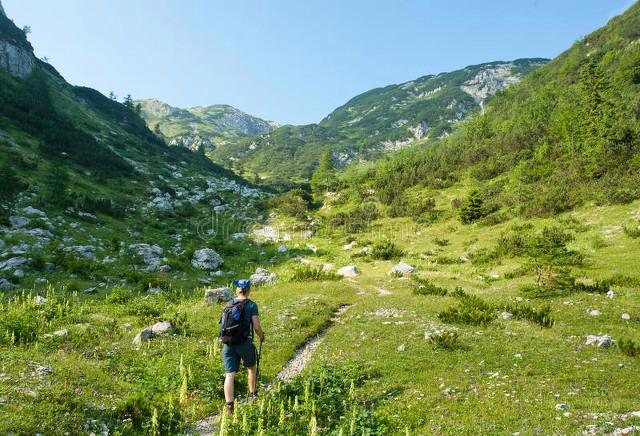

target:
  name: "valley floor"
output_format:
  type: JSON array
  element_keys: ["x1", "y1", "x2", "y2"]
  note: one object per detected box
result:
[{"x1": 1, "y1": 199, "x2": 639, "y2": 434}]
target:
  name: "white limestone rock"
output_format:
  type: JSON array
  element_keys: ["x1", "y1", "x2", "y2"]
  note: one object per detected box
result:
[{"x1": 191, "y1": 248, "x2": 224, "y2": 270}]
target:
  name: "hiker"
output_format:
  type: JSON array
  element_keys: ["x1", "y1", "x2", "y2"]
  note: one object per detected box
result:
[{"x1": 220, "y1": 279, "x2": 265, "y2": 414}]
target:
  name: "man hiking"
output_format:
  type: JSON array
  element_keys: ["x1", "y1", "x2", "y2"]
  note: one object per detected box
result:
[{"x1": 220, "y1": 279, "x2": 265, "y2": 414}]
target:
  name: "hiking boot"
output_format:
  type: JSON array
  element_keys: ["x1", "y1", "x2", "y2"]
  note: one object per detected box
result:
[
  {"x1": 249, "y1": 392, "x2": 258, "y2": 403},
  {"x1": 225, "y1": 401, "x2": 234, "y2": 414}
]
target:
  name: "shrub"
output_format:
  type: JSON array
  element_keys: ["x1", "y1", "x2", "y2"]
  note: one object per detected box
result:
[
  {"x1": 428, "y1": 330, "x2": 460, "y2": 350},
  {"x1": 433, "y1": 237, "x2": 450, "y2": 247},
  {"x1": 623, "y1": 224, "x2": 640, "y2": 238},
  {"x1": 457, "y1": 190, "x2": 487, "y2": 224},
  {"x1": 370, "y1": 239, "x2": 404, "y2": 260},
  {"x1": 106, "y1": 287, "x2": 133, "y2": 304},
  {"x1": 503, "y1": 303, "x2": 554, "y2": 328},
  {"x1": 618, "y1": 338, "x2": 640, "y2": 357},
  {"x1": 290, "y1": 265, "x2": 340, "y2": 282},
  {"x1": 438, "y1": 288, "x2": 495, "y2": 325},
  {"x1": 412, "y1": 277, "x2": 448, "y2": 296}
]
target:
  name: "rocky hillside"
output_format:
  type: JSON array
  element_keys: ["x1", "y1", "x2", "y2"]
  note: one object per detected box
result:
[
  {"x1": 0, "y1": 5, "x2": 270, "y2": 294},
  {"x1": 136, "y1": 98, "x2": 279, "y2": 151},
  {"x1": 208, "y1": 58, "x2": 546, "y2": 186}
]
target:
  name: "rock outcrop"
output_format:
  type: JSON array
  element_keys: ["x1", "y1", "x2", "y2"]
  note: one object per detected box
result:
[
  {"x1": 133, "y1": 321, "x2": 175, "y2": 345},
  {"x1": 337, "y1": 265, "x2": 359, "y2": 277},
  {"x1": 204, "y1": 287, "x2": 233, "y2": 304},
  {"x1": 191, "y1": 248, "x2": 224, "y2": 270},
  {"x1": 250, "y1": 267, "x2": 277, "y2": 286}
]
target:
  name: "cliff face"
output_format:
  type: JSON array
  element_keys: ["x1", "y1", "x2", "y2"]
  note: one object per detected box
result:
[{"x1": 0, "y1": 2, "x2": 35, "y2": 78}]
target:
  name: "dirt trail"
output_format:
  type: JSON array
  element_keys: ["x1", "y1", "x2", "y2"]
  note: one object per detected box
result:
[
  {"x1": 275, "y1": 304, "x2": 350, "y2": 381},
  {"x1": 191, "y1": 304, "x2": 352, "y2": 434}
]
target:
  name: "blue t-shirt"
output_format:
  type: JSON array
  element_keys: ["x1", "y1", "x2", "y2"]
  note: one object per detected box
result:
[{"x1": 233, "y1": 298, "x2": 259, "y2": 340}]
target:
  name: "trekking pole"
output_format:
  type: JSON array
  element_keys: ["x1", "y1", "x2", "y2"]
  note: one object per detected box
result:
[{"x1": 255, "y1": 340, "x2": 263, "y2": 395}]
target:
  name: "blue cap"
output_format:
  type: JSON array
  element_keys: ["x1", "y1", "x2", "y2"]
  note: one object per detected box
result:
[{"x1": 232, "y1": 279, "x2": 251, "y2": 290}]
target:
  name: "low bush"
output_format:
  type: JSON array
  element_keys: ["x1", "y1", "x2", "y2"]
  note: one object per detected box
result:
[
  {"x1": 106, "y1": 287, "x2": 133, "y2": 304},
  {"x1": 438, "y1": 288, "x2": 496, "y2": 326},
  {"x1": 370, "y1": 240, "x2": 405, "y2": 260},
  {"x1": 427, "y1": 330, "x2": 460, "y2": 350},
  {"x1": 503, "y1": 303, "x2": 554, "y2": 328},
  {"x1": 433, "y1": 237, "x2": 450, "y2": 247},
  {"x1": 290, "y1": 265, "x2": 340, "y2": 282},
  {"x1": 412, "y1": 277, "x2": 448, "y2": 296},
  {"x1": 618, "y1": 338, "x2": 640, "y2": 357},
  {"x1": 623, "y1": 224, "x2": 640, "y2": 238}
]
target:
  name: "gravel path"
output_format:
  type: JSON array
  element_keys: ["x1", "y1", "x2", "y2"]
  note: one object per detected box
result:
[{"x1": 275, "y1": 304, "x2": 350, "y2": 381}]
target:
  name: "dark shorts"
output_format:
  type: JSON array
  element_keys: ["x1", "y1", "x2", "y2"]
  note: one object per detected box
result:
[{"x1": 222, "y1": 340, "x2": 257, "y2": 373}]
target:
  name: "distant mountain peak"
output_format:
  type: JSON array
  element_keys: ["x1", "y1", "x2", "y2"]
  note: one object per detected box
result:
[{"x1": 136, "y1": 98, "x2": 280, "y2": 151}]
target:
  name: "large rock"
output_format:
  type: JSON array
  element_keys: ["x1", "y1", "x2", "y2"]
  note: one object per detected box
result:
[
  {"x1": 63, "y1": 245, "x2": 97, "y2": 261},
  {"x1": 133, "y1": 320, "x2": 175, "y2": 345},
  {"x1": 389, "y1": 262, "x2": 416, "y2": 275},
  {"x1": 192, "y1": 248, "x2": 224, "y2": 270},
  {"x1": 204, "y1": 287, "x2": 233, "y2": 304},
  {"x1": 129, "y1": 244, "x2": 163, "y2": 271},
  {"x1": 0, "y1": 256, "x2": 29, "y2": 271},
  {"x1": 0, "y1": 278, "x2": 15, "y2": 290},
  {"x1": 585, "y1": 335, "x2": 614, "y2": 348},
  {"x1": 9, "y1": 216, "x2": 30, "y2": 228},
  {"x1": 337, "y1": 265, "x2": 359, "y2": 277},
  {"x1": 250, "y1": 267, "x2": 277, "y2": 286}
]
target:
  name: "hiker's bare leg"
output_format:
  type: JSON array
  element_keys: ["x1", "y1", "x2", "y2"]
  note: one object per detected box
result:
[
  {"x1": 247, "y1": 365, "x2": 257, "y2": 395},
  {"x1": 224, "y1": 372, "x2": 236, "y2": 403}
]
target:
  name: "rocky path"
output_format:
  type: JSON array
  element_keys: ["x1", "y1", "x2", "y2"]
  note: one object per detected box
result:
[
  {"x1": 274, "y1": 304, "x2": 350, "y2": 381},
  {"x1": 191, "y1": 303, "x2": 352, "y2": 435}
]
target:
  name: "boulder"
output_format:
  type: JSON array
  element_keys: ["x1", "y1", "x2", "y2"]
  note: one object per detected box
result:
[
  {"x1": 389, "y1": 262, "x2": 416, "y2": 276},
  {"x1": 343, "y1": 241, "x2": 357, "y2": 250},
  {"x1": 337, "y1": 265, "x2": 359, "y2": 277},
  {"x1": 34, "y1": 295, "x2": 47, "y2": 305},
  {"x1": 158, "y1": 264, "x2": 172, "y2": 272},
  {"x1": 322, "y1": 263, "x2": 333, "y2": 271},
  {"x1": 133, "y1": 320, "x2": 175, "y2": 345},
  {"x1": 622, "y1": 313, "x2": 631, "y2": 320},
  {"x1": 278, "y1": 245, "x2": 288, "y2": 253},
  {"x1": 9, "y1": 216, "x2": 30, "y2": 228},
  {"x1": 13, "y1": 269, "x2": 24, "y2": 278},
  {"x1": 606, "y1": 290, "x2": 615, "y2": 298},
  {"x1": 63, "y1": 245, "x2": 97, "y2": 261},
  {"x1": 585, "y1": 335, "x2": 614, "y2": 348},
  {"x1": 501, "y1": 311, "x2": 513, "y2": 320},
  {"x1": 250, "y1": 267, "x2": 277, "y2": 286},
  {"x1": 588, "y1": 309, "x2": 602, "y2": 317},
  {"x1": 129, "y1": 244, "x2": 163, "y2": 272},
  {"x1": 0, "y1": 278, "x2": 15, "y2": 290},
  {"x1": 204, "y1": 287, "x2": 233, "y2": 304},
  {"x1": 191, "y1": 248, "x2": 224, "y2": 270},
  {"x1": 0, "y1": 256, "x2": 29, "y2": 271},
  {"x1": 22, "y1": 206, "x2": 47, "y2": 218},
  {"x1": 44, "y1": 329, "x2": 68, "y2": 338}
]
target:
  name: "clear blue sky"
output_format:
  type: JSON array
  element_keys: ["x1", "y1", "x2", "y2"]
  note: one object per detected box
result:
[{"x1": 3, "y1": 0, "x2": 635, "y2": 125}]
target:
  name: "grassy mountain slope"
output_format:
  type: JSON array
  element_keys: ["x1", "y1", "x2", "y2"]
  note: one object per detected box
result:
[
  {"x1": 207, "y1": 59, "x2": 546, "y2": 186},
  {"x1": 355, "y1": 3, "x2": 640, "y2": 217},
  {"x1": 136, "y1": 98, "x2": 279, "y2": 151}
]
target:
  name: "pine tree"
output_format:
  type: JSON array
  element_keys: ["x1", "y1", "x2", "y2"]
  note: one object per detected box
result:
[
  {"x1": 43, "y1": 166, "x2": 69, "y2": 206},
  {"x1": 310, "y1": 148, "x2": 337, "y2": 195},
  {"x1": 457, "y1": 190, "x2": 485, "y2": 224},
  {"x1": 0, "y1": 165, "x2": 22, "y2": 201}
]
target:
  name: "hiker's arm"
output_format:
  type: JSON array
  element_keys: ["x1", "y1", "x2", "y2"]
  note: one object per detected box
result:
[{"x1": 252, "y1": 315, "x2": 265, "y2": 342}]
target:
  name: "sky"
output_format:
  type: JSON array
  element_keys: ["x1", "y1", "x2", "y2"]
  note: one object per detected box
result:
[{"x1": 3, "y1": 0, "x2": 635, "y2": 125}]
